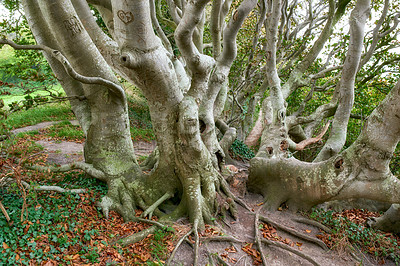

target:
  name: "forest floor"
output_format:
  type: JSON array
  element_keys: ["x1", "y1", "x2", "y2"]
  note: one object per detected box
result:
[{"x1": 2, "y1": 121, "x2": 399, "y2": 265}]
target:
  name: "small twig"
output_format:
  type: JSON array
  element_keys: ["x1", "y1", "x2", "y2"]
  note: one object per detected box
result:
[
  {"x1": 262, "y1": 239, "x2": 321, "y2": 266},
  {"x1": 259, "y1": 215, "x2": 328, "y2": 250},
  {"x1": 0, "y1": 201, "x2": 11, "y2": 224},
  {"x1": 255, "y1": 209, "x2": 268, "y2": 266},
  {"x1": 293, "y1": 217, "x2": 332, "y2": 233}
]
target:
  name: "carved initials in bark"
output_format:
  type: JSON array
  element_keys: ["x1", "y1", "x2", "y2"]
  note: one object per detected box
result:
[
  {"x1": 117, "y1": 10, "x2": 134, "y2": 24},
  {"x1": 63, "y1": 16, "x2": 82, "y2": 37}
]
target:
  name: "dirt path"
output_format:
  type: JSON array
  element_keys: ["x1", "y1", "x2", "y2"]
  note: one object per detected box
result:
[
  {"x1": 11, "y1": 121, "x2": 395, "y2": 265},
  {"x1": 12, "y1": 120, "x2": 156, "y2": 165}
]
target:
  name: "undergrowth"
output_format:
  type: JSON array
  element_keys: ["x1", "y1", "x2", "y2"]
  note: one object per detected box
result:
[
  {"x1": 0, "y1": 171, "x2": 107, "y2": 265},
  {"x1": 310, "y1": 208, "x2": 400, "y2": 264},
  {"x1": 229, "y1": 139, "x2": 255, "y2": 160}
]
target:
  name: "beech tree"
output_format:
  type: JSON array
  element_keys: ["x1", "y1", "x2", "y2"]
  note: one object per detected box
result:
[
  {"x1": 1, "y1": 0, "x2": 256, "y2": 256},
  {"x1": 1, "y1": 0, "x2": 400, "y2": 261},
  {"x1": 235, "y1": 0, "x2": 400, "y2": 233}
]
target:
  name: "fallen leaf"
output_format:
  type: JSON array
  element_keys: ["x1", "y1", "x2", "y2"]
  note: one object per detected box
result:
[{"x1": 2, "y1": 242, "x2": 9, "y2": 249}]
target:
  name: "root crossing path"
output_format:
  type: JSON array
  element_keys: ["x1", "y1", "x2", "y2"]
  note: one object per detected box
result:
[{"x1": 10, "y1": 121, "x2": 395, "y2": 265}]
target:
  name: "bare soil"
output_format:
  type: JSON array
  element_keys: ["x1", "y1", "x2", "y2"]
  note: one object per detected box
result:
[{"x1": 12, "y1": 121, "x2": 396, "y2": 266}]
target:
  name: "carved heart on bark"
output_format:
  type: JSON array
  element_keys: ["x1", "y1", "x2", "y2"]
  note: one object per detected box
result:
[{"x1": 117, "y1": 10, "x2": 134, "y2": 24}]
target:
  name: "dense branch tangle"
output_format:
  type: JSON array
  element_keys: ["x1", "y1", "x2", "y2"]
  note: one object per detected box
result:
[
  {"x1": 7, "y1": 0, "x2": 400, "y2": 264},
  {"x1": 245, "y1": 0, "x2": 400, "y2": 232},
  {"x1": 17, "y1": 0, "x2": 259, "y2": 264}
]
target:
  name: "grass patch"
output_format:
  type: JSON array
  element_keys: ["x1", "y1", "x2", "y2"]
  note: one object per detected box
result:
[
  {"x1": 45, "y1": 120, "x2": 85, "y2": 141},
  {"x1": 5, "y1": 103, "x2": 74, "y2": 129}
]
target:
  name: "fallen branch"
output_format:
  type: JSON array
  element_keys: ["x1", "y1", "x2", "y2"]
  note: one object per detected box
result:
[
  {"x1": 116, "y1": 226, "x2": 157, "y2": 246},
  {"x1": 262, "y1": 239, "x2": 321, "y2": 266},
  {"x1": 23, "y1": 182, "x2": 86, "y2": 194},
  {"x1": 259, "y1": 215, "x2": 328, "y2": 250},
  {"x1": 27, "y1": 162, "x2": 106, "y2": 181},
  {"x1": 293, "y1": 217, "x2": 332, "y2": 234}
]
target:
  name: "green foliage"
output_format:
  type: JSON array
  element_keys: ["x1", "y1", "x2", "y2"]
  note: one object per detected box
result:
[
  {"x1": 230, "y1": 139, "x2": 254, "y2": 160},
  {"x1": 310, "y1": 208, "x2": 400, "y2": 264},
  {"x1": 0, "y1": 171, "x2": 107, "y2": 265},
  {"x1": 390, "y1": 143, "x2": 400, "y2": 177},
  {"x1": 0, "y1": 5, "x2": 55, "y2": 83},
  {"x1": 126, "y1": 85, "x2": 155, "y2": 141},
  {"x1": 147, "y1": 228, "x2": 174, "y2": 264}
]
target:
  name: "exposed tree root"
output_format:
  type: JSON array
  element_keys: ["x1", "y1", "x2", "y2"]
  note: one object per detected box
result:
[
  {"x1": 206, "y1": 248, "x2": 231, "y2": 266},
  {"x1": 3, "y1": 170, "x2": 88, "y2": 195},
  {"x1": 140, "y1": 147, "x2": 159, "y2": 171},
  {"x1": 167, "y1": 227, "x2": 194, "y2": 265},
  {"x1": 367, "y1": 204, "x2": 400, "y2": 233},
  {"x1": 201, "y1": 235, "x2": 243, "y2": 243},
  {"x1": 261, "y1": 239, "x2": 321, "y2": 266},
  {"x1": 259, "y1": 215, "x2": 328, "y2": 250},
  {"x1": 293, "y1": 217, "x2": 332, "y2": 233},
  {"x1": 255, "y1": 210, "x2": 268, "y2": 266},
  {"x1": 217, "y1": 172, "x2": 251, "y2": 211},
  {"x1": 141, "y1": 191, "x2": 173, "y2": 219}
]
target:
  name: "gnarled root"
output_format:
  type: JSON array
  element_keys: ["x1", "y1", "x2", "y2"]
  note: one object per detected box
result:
[
  {"x1": 367, "y1": 204, "x2": 400, "y2": 233},
  {"x1": 167, "y1": 225, "x2": 200, "y2": 266},
  {"x1": 140, "y1": 147, "x2": 159, "y2": 171},
  {"x1": 293, "y1": 217, "x2": 332, "y2": 234}
]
